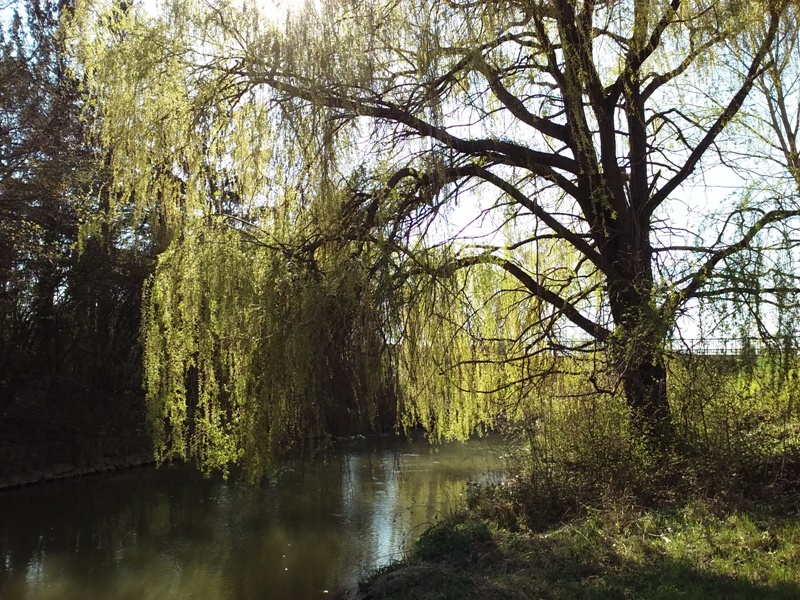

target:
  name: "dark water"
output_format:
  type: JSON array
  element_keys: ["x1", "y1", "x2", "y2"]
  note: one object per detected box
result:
[{"x1": 0, "y1": 436, "x2": 504, "y2": 599}]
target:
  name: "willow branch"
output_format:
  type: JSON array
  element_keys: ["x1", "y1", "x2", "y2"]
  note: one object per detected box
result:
[
  {"x1": 647, "y1": 7, "x2": 781, "y2": 215},
  {"x1": 667, "y1": 208, "x2": 800, "y2": 310},
  {"x1": 431, "y1": 253, "x2": 611, "y2": 342}
]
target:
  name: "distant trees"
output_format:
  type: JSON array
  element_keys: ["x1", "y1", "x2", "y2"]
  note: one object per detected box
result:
[
  {"x1": 0, "y1": 0, "x2": 150, "y2": 434},
  {"x1": 1, "y1": 0, "x2": 80, "y2": 400},
  {"x1": 749, "y1": 7, "x2": 800, "y2": 195},
  {"x1": 67, "y1": 0, "x2": 800, "y2": 472}
]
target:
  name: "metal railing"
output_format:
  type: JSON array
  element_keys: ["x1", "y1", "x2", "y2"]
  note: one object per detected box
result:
[
  {"x1": 549, "y1": 337, "x2": 794, "y2": 357},
  {"x1": 671, "y1": 337, "x2": 775, "y2": 356}
]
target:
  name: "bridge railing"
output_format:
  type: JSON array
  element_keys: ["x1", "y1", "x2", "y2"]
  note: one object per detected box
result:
[
  {"x1": 670, "y1": 338, "x2": 766, "y2": 356},
  {"x1": 552, "y1": 337, "x2": 793, "y2": 357}
]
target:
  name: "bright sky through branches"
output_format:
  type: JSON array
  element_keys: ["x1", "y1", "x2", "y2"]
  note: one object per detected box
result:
[
  {"x1": 141, "y1": 0, "x2": 318, "y2": 19},
  {"x1": 111, "y1": 0, "x2": 797, "y2": 352}
]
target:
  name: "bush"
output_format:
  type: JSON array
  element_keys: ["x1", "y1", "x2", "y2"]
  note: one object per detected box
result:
[{"x1": 494, "y1": 349, "x2": 800, "y2": 529}]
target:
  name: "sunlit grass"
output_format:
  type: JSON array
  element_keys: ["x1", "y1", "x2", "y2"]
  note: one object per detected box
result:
[{"x1": 358, "y1": 503, "x2": 800, "y2": 599}]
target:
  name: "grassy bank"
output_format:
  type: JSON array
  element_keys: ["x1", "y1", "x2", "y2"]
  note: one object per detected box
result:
[
  {"x1": 357, "y1": 500, "x2": 800, "y2": 599},
  {"x1": 351, "y1": 351, "x2": 800, "y2": 599}
]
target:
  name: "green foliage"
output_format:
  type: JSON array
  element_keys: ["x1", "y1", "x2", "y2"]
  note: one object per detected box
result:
[
  {"x1": 0, "y1": 0, "x2": 150, "y2": 438},
  {"x1": 485, "y1": 344, "x2": 800, "y2": 528},
  {"x1": 413, "y1": 518, "x2": 492, "y2": 564},
  {"x1": 64, "y1": 0, "x2": 800, "y2": 475},
  {"x1": 142, "y1": 221, "x2": 397, "y2": 478},
  {"x1": 669, "y1": 348, "x2": 800, "y2": 478}
]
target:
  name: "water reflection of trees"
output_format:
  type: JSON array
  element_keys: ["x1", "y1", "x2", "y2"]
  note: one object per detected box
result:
[{"x1": 0, "y1": 438, "x2": 502, "y2": 599}]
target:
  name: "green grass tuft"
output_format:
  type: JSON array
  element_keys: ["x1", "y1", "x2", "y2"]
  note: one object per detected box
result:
[{"x1": 356, "y1": 503, "x2": 800, "y2": 600}]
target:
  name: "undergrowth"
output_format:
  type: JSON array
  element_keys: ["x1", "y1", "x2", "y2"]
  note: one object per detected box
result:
[
  {"x1": 353, "y1": 351, "x2": 800, "y2": 599},
  {"x1": 357, "y1": 500, "x2": 800, "y2": 600}
]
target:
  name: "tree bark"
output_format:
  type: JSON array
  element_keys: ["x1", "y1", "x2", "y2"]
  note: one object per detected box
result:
[
  {"x1": 621, "y1": 346, "x2": 673, "y2": 446},
  {"x1": 605, "y1": 226, "x2": 674, "y2": 448}
]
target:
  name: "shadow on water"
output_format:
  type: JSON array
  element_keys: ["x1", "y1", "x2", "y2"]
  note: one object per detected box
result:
[{"x1": 0, "y1": 435, "x2": 505, "y2": 600}]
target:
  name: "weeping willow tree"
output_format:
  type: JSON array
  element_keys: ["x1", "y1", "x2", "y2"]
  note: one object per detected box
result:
[
  {"x1": 64, "y1": 0, "x2": 800, "y2": 476},
  {"x1": 141, "y1": 223, "x2": 396, "y2": 475}
]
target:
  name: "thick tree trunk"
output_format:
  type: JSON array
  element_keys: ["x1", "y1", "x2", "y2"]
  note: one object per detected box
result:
[
  {"x1": 621, "y1": 346, "x2": 673, "y2": 446},
  {"x1": 604, "y1": 221, "x2": 675, "y2": 449},
  {"x1": 608, "y1": 298, "x2": 675, "y2": 448}
]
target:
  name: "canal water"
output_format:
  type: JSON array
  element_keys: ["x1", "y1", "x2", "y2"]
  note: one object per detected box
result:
[{"x1": 0, "y1": 435, "x2": 504, "y2": 599}]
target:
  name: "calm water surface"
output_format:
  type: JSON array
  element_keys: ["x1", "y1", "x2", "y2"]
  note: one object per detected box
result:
[{"x1": 0, "y1": 436, "x2": 504, "y2": 599}]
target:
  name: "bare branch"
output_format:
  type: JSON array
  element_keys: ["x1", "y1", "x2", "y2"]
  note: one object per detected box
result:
[
  {"x1": 647, "y1": 8, "x2": 782, "y2": 215},
  {"x1": 431, "y1": 253, "x2": 611, "y2": 342},
  {"x1": 668, "y1": 208, "x2": 800, "y2": 310}
]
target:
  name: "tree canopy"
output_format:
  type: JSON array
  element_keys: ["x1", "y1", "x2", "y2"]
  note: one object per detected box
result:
[
  {"x1": 1, "y1": 0, "x2": 150, "y2": 436},
  {"x1": 65, "y1": 0, "x2": 800, "y2": 476}
]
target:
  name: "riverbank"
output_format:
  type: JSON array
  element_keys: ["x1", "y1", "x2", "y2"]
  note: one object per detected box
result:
[
  {"x1": 354, "y1": 500, "x2": 800, "y2": 599},
  {"x1": 0, "y1": 433, "x2": 154, "y2": 490}
]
